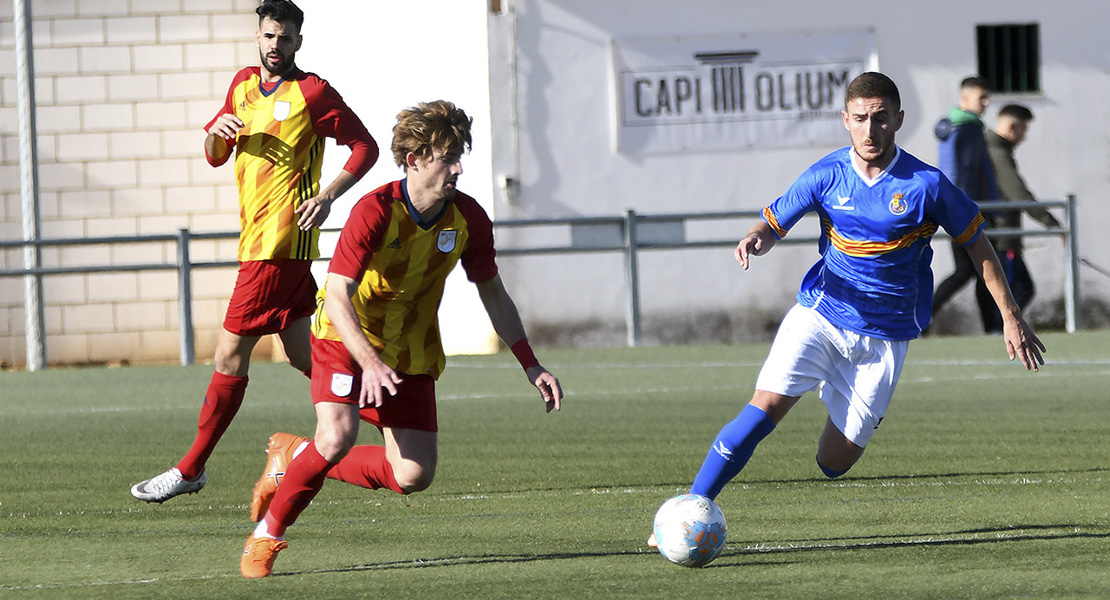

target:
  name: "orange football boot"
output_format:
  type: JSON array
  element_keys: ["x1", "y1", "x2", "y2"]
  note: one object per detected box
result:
[
  {"x1": 249, "y1": 432, "x2": 308, "y2": 522},
  {"x1": 240, "y1": 534, "x2": 288, "y2": 578}
]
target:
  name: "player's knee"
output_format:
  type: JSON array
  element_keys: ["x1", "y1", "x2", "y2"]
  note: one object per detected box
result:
[
  {"x1": 393, "y1": 463, "x2": 435, "y2": 494},
  {"x1": 314, "y1": 430, "x2": 356, "y2": 463},
  {"x1": 213, "y1": 342, "x2": 250, "y2": 376}
]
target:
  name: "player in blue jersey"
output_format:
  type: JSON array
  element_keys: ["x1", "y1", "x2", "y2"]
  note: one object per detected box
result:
[{"x1": 649, "y1": 72, "x2": 1045, "y2": 546}]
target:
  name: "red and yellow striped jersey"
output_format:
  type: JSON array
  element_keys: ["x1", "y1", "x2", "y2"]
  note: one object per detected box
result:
[
  {"x1": 205, "y1": 67, "x2": 377, "y2": 261},
  {"x1": 312, "y1": 181, "x2": 498, "y2": 379}
]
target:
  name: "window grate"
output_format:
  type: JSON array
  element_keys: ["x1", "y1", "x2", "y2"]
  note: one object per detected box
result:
[{"x1": 977, "y1": 23, "x2": 1041, "y2": 93}]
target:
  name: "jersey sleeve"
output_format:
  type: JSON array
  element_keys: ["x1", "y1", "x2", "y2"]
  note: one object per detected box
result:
[
  {"x1": 455, "y1": 196, "x2": 499, "y2": 283},
  {"x1": 329, "y1": 193, "x2": 392, "y2": 280},
  {"x1": 300, "y1": 75, "x2": 379, "y2": 179},
  {"x1": 203, "y1": 68, "x2": 253, "y2": 167},
  {"x1": 763, "y1": 166, "x2": 823, "y2": 239},
  {"x1": 931, "y1": 172, "x2": 986, "y2": 246}
]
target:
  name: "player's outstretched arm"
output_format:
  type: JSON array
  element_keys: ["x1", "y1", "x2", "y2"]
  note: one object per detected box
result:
[
  {"x1": 476, "y1": 275, "x2": 563, "y2": 412},
  {"x1": 965, "y1": 235, "x2": 1046, "y2": 371},
  {"x1": 734, "y1": 221, "x2": 778, "y2": 270}
]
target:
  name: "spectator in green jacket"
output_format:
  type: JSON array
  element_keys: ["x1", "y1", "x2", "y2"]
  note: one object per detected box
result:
[{"x1": 977, "y1": 103, "x2": 1063, "y2": 333}]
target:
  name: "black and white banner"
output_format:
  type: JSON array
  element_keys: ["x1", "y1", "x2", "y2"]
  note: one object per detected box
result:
[{"x1": 612, "y1": 29, "x2": 878, "y2": 154}]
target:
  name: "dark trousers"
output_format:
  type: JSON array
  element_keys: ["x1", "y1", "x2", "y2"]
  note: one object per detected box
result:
[
  {"x1": 932, "y1": 241, "x2": 976, "y2": 316},
  {"x1": 976, "y1": 249, "x2": 1034, "y2": 334}
]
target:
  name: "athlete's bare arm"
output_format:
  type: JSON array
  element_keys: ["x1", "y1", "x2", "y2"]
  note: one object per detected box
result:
[
  {"x1": 296, "y1": 170, "x2": 357, "y2": 230},
  {"x1": 476, "y1": 275, "x2": 563, "y2": 412},
  {"x1": 204, "y1": 113, "x2": 243, "y2": 163},
  {"x1": 965, "y1": 235, "x2": 1046, "y2": 370},
  {"x1": 734, "y1": 220, "x2": 778, "y2": 270}
]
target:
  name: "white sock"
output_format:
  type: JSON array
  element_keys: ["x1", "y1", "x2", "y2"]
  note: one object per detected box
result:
[
  {"x1": 253, "y1": 519, "x2": 284, "y2": 541},
  {"x1": 292, "y1": 441, "x2": 309, "y2": 460}
]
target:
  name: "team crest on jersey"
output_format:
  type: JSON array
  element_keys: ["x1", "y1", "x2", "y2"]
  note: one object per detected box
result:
[
  {"x1": 273, "y1": 101, "x2": 292, "y2": 121},
  {"x1": 437, "y1": 230, "x2": 458, "y2": 253},
  {"x1": 888, "y1": 193, "x2": 908, "y2": 216},
  {"x1": 330, "y1": 373, "x2": 354, "y2": 397}
]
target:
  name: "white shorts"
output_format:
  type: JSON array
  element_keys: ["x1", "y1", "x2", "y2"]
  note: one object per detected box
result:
[{"x1": 754, "y1": 304, "x2": 909, "y2": 447}]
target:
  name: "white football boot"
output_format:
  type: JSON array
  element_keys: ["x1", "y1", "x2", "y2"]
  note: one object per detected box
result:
[{"x1": 130, "y1": 467, "x2": 206, "y2": 502}]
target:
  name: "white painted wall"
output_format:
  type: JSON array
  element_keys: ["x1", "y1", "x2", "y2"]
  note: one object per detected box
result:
[
  {"x1": 486, "y1": 0, "x2": 1110, "y2": 342},
  {"x1": 2, "y1": 0, "x2": 1103, "y2": 366},
  {"x1": 296, "y1": 0, "x2": 499, "y2": 355}
]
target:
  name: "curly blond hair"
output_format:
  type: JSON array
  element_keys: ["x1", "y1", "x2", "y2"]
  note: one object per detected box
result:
[{"x1": 390, "y1": 100, "x2": 473, "y2": 169}]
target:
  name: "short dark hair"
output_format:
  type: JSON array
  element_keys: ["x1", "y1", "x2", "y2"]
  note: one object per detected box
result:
[
  {"x1": 845, "y1": 72, "x2": 901, "y2": 113},
  {"x1": 960, "y1": 76, "x2": 991, "y2": 92},
  {"x1": 257, "y1": 0, "x2": 304, "y2": 32},
  {"x1": 998, "y1": 103, "x2": 1034, "y2": 122}
]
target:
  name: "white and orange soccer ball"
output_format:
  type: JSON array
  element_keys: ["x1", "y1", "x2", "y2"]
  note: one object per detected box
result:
[{"x1": 652, "y1": 494, "x2": 728, "y2": 567}]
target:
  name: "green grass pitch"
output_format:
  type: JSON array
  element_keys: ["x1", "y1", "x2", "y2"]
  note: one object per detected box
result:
[{"x1": 2, "y1": 331, "x2": 1108, "y2": 599}]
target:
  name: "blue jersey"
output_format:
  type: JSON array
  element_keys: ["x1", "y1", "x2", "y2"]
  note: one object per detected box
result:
[{"x1": 764, "y1": 147, "x2": 985, "y2": 341}]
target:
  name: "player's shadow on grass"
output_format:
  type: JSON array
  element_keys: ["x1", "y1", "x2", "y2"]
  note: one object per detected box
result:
[
  {"x1": 714, "y1": 523, "x2": 1110, "y2": 567},
  {"x1": 276, "y1": 523, "x2": 1110, "y2": 576},
  {"x1": 277, "y1": 549, "x2": 658, "y2": 577}
]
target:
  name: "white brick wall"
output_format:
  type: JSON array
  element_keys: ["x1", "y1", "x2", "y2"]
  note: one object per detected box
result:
[
  {"x1": 53, "y1": 18, "x2": 107, "y2": 46},
  {"x1": 0, "y1": 2, "x2": 256, "y2": 367},
  {"x1": 132, "y1": 43, "x2": 183, "y2": 72},
  {"x1": 105, "y1": 17, "x2": 157, "y2": 45},
  {"x1": 78, "y1": 0, "x2": 131, "y2": 18},
  {"x1": 82, "y1": 103, "x2": 135, "y2": 130}
]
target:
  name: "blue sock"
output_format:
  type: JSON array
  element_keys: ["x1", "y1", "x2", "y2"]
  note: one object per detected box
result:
[
  {"x1": 690, "y1": 404, "x2": 776, "y2": 500},
  {"x1": 817, "y1": 457, "x2": 851, "y2": 478}
]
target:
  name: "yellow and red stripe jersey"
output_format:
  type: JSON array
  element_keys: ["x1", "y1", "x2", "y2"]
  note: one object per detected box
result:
[
  {"x1": 312, "y1": 181, "x2": 498, "y2": 379},
  {"x1": 205, "y1": 67, "x2": 377, "y2": 261}
]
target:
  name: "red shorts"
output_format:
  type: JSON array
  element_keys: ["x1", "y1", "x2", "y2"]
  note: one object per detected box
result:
[
  {"x1": 223, "y1": 259, "x2": 317, "y2": 336},
  {"x1": 310, "y1": 336, "x2": 438, "y2": 432}
]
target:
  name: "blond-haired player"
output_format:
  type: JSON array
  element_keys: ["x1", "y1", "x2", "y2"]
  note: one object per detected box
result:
[{"x1": 240, "y1": 100, "x2": 562, "y2": 578}]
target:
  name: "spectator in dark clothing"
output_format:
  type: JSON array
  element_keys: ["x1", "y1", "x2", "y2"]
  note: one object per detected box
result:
[
  {"x1": 977, "y1": 104, "x2": 1062, "y2": 333},
  {"x1": 932, "y1": 77, "x2": 1001, "y2": 328}
]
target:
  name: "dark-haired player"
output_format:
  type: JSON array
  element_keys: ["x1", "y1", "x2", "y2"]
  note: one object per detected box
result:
[
  {"x1": 132, "y1": 0, "x2": 378, "y2": 503},
  {"x1": 651, "y1": 72, "x2": 1044, "y2": 547}
]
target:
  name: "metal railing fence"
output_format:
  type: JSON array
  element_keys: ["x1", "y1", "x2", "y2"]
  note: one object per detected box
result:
[{"x1": 0, "y1": 196, "x2": 1080, "y2": 366}]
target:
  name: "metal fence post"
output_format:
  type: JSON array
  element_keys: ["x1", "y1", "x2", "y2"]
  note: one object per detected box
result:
[
  {"x1": 623, "y1": 209, "x2": 642, "y2": 347},
  {"x1": 1063, "y1": 194, "x2": 1080, "y2": 333},
  {"x1": 177, "y1": 228, "x2": 196, "y2": 366},
  {"x1": 15, "y1": 0, "x2": 45, "y2": 371}
]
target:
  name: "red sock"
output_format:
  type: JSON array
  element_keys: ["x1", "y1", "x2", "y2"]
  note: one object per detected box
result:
[
  {"x1": 326, "y1": 445, "x2": 405, "y2": 494},
  {"x1": 176, "y1": 372, "x2": 247, "y2": 479},
  {"x1": 265, "y1": 440, "x2": 334, "y2": 538}
]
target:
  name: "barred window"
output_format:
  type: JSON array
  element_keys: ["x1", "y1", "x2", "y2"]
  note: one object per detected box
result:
[{"x1": 977, "y1": 23, "x2": 1041, "y2": 94}]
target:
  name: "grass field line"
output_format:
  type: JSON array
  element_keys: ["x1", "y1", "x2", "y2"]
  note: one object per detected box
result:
[
  {"x1": 454, "y1": 358, "x2": 1110, "y2": 369},
  {"x1": 6, "y1": 469, "x2": 1101, "y2": 521},
  {"x1": 0, "y1": 576, "x2": 219, "y2": 593},
  {"x1": 453, "y1": 360, "x2": 768, "y2": 369}
]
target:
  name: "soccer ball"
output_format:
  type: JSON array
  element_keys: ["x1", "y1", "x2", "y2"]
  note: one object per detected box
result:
[{"x1": 652, "y1": 493, "x2": 727, "y2": 567}]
